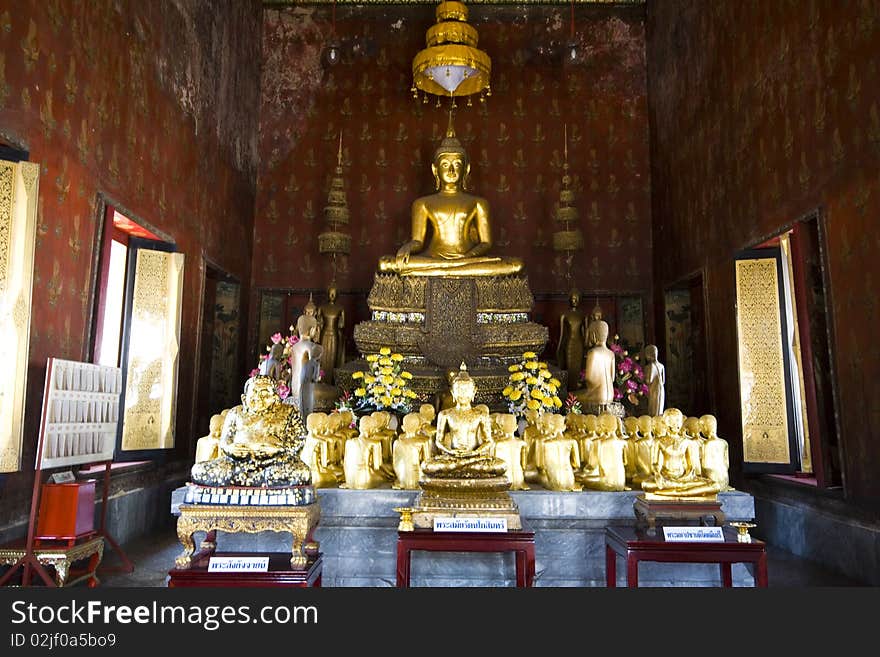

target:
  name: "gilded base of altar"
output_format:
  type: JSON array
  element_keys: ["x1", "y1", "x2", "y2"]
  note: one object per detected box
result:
[
  {"x1": 411, "y1": 475, "x2": 522, "y2": 530},
  {"x1": 174, "y1": 501, "x2": 320, "y2": 569}
]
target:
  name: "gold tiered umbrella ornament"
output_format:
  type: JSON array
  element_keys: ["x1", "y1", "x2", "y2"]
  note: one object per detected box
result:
[
  {"x1": 552, "y1": 126, "x2": 583, "y2": 289},
  {"x1": 318, "y1": 133, "x2": 352, "y2": 281},
  {"x1": 412, "y1": 1, "x2": 491, "y2": 107}
]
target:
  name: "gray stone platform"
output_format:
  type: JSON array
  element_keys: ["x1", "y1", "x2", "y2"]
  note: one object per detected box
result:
[{"x1": 171, "y1": 486, "x2": 756, "y2": 587}]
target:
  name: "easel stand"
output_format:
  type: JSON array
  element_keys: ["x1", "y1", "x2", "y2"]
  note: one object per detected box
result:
[
  {"x1": 0, "y1": 358, "x2": 132, "y2": 587},
  {"x1": 95, "y1": 460, "x2": 133, "y2": 574}
]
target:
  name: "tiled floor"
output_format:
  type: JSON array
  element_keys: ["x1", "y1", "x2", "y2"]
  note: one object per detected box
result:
[{"x1": 94, "y1": 524, "x2": 867, "y2": 587}]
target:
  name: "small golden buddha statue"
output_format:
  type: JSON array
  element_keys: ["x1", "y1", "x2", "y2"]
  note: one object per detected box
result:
[
  {"x1": 301, "y1": 413, "x2": 339, "y2": 488},
  {"x1": 340, "y1": 415, "x2": 387, "y2": 490},
  {"x1": 190, "y1": 376, "x2": 310, "y2": 488},
  {"x1": 392, "y1": 413, "x2": 431, "y2": 490},
  {"x1": 581, "y1": 413, "x2": 629, "y2": 491},
  {"x1": 576, "y1": 413, "x2": 601, "y2": 480},
  {"x1": 370, "y1": 410, "x2": 398, "y2": 464},
  {"x1": 336, "y1": 410, "x2": 360, "y2": 441},
  {"x1": 642, "y1": 408, "x2": 719, "y2": 499},
  {"x1": 521, "y1": 409, "x2": 545, "y2": 484},
  {"x1": 632, "y1": 415, "x2": 657, "y2": 488},
  {"x1": 538, "y1": 413, "x2": 582, "y2": 492},
  {"x1": 194, "y1": 410, "x2": 228, "y2": 463},
  {"x1": 623, "y1": 416, "x2": 640, "y2": 484},
  {"x1": 289, "y1": 295, "x2": 324, "y2": 416},
  {"x1": 699, "y1": 414, "x2": 731, "y2": 491},
  {"x1": 489, "y1": 413, "x2": 529, "y2": 491},
  {"x1": 683, "y1": 415, "x2": 704, "y2": 477},
  {"x1": 417, "y1": 403, "x2": 437, "y2": 454},
  {"x1": 421, "y1": 363, "x2": 506, "y2": 479},
  {"x1": 377, "y1": 118, "x2": 524, "y2": 278}
]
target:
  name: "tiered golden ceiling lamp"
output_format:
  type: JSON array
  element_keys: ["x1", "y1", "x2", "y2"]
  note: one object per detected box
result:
[
  {"x1": 318, "y1": 133, "x2": 351, "y2": 283},
  {"x1": 411, "y1": 1, "x2": 491, "y2": 108},
  {"x1": 552, "y1": 126, "x2": 583, "y2": 291}
]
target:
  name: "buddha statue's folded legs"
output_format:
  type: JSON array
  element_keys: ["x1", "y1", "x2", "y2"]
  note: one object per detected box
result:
[{"x1": 378, "y1": 254, "x2": 523, "y2": 277}]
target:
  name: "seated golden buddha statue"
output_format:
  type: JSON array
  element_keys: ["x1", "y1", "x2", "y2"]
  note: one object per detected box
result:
[
  {"x1": 421, "y1": 363, "x2": 507, "y2": 479},
  {"x1": 190, "y1": 376, "x2": 310, "y2": 488},
  {"x1": 580, "y1": 413, "x2": 629, "y2": 491},
  {"x1": 194, "y1": 409, "x2": 229, "y2": 463},
  {"x1": 699, "y1": 414, "x2": 731, "y2": 491},
  {"x1": 392, "y1": 413, "x2": 431, "y2": 490},
  {"x1": 490, "y1": 413, "x2": 529, "y2": 491},
  {"x1": 377, "y1": 119, "x2": 523, "y2": 278},
  {"x1": 641, "y1": 408, "x2": 719, "y2": 499},
  {"x1": 538, "y1": 413, "x2": 582, "y2": 492},
  {"x1": 301, "y1": 412, "x2": 339, "y2": 488},
  {"x1": 340, "y1": 414, "x2": 388, "y2": 490}
]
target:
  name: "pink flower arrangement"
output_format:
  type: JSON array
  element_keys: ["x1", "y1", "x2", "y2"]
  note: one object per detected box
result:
[{"x1": 611, "y1": 335, "x2": 648, "y2": 410}]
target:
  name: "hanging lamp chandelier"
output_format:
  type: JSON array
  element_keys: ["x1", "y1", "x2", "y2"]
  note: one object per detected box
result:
[{"x1": 412, "y1": 1, "x2": 491, "y2": 104}]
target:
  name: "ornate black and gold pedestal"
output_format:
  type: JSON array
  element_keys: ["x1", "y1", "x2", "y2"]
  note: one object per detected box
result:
[
  {"x1": 340, "y1": 273, "x2": 560, "y2": 409},
  {"x1": 410, "y1": 476, "x2": 522, "y2": 530}
]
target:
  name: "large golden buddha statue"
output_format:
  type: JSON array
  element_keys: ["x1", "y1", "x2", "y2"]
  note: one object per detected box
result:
[{"x1": 378, "y1": 118, "x2": 523, "y2": 278}]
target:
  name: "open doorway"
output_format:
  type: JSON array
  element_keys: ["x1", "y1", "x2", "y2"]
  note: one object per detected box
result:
[
  {"x1": 662, "y1": 272, "x2": 710, "y2": 415},
  {"x1": 194, "y1": 264, "x2": 242, "y2": 439}
]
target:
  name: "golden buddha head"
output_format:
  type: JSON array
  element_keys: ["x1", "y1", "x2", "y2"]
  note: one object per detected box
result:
[
  {"x1": 432, "y1": 123, "x2": 470, "y2": 191},
  {"x1": 662, "y1": 408, "x2": 684, "y2": 435},
  {"x1": 584, "y1": 414, "x2": 598, "y2": 433},
  {"x1": 598, "y1": 412, "x2": 618, "y2": 435},
  {"x1": 699, "y1": 414, "x2": 718, "y2": 438},
  {"x1": 645, "y1": 344, "x2": 659, "y2": 362},
  {"x1": 449, "y1": 362, "x2": 476, "y2": 406},
  {"x1": 242, "y1": 375, "x2": 279, "y2": 414},
  {"x1": 638, "y1": 414, "x2": 653, "y2": 436},
  {"x1": 209, "y1": 413, "x2": 224, "y2": 437},
  {"x1": 624, "y1": 416, "x2": 639, "y2": 437},
  {"x1": 402, "y1": 413, "x2": 422, "y2": 436},
  {"x1": 683, "y1": 416, "x2": 701, "y2": 438},
  {"x1": 419, "y1": 403, "x2": 436, "y2": 424},
  {"x1": 328, "y1": 285, "x2": 338, "y2": 303},
  {"x1": 495, "y1": 413, "x2": 517, "y2": 437},
  {"x1": 587, "y1": 319, "x2": 610, "y2": 347},
  {"x1": 306, "y1": 412, "x2": 328, "y2": 434},
  {"x1": 652, "y1": 415, "x2": 668, "y2": 437},
  {"x1": 569, "y1": 289, "x2": 581, "y2": 309}
]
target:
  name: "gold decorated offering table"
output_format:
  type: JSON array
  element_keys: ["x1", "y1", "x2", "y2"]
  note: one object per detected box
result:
[
  {"x1": 0, "y1": 535, "x2": 104, "y2": 587},
  {"x1": 175, "y1": 486, "x2": 319, "y2": 570}
]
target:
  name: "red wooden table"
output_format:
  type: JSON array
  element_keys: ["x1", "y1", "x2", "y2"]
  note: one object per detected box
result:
[
  {"x1": 396, "y1": 529, "x2": 535, "y2": 587},
  {"x1": 168, "y1": 552, "x2": 322, "y2": 588},
  {"x1": 605, "y1": 525, "x2": 768, "y2": 587}
]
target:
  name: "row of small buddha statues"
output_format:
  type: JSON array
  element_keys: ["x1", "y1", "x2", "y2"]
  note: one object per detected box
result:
[{"x1": 219, "y1": 404, "x2": 728, "y2": 497}]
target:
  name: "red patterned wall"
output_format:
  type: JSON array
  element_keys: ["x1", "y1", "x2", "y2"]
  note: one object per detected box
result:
[
  {"x1": 647, "y1": 1, "x2": 880, "y2": 502},
  {"x1": 253, "y1": 4, "x2": 652, "y2": 357},
  {"x1": 0, "y1": 0, "x2": 262, "y2": 521}
]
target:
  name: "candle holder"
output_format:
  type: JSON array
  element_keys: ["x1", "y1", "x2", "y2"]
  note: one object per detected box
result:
[
  {"x1": 393, "y1": 507, "x2": 415, "y2": 532},
  {"x1": 729, "y1": 521, "x2": 756, "y2": 543}
]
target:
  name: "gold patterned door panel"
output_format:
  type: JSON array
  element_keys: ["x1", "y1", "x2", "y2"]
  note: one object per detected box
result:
[
  {"x1": 119, "y1": 242, "x2": 184, "y2": 453},
  {"x1": 734, "y1": 249, "x2": 799, "y2": 472},
  {"x1": 0, "y1": 159, "x2": 39, "y2": 473}
]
